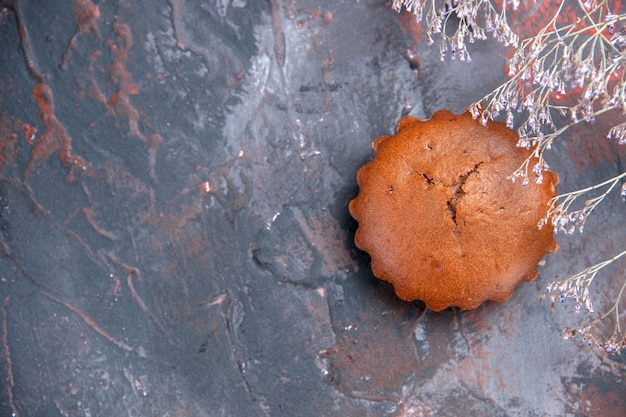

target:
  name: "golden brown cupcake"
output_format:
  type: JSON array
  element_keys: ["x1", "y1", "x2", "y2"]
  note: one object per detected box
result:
[{"x1": 349, "y1": 110, "x2": 558, "y2": 311}]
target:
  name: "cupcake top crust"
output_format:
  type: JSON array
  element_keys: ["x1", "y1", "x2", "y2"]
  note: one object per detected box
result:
[{"x1": 349, "y1": 110, "x2": 559, "y2": 311}]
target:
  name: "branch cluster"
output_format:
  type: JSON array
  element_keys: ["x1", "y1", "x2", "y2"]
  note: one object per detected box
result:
[
  {"x1": 471, "y1": 0, "x2": 626, "y2": 184},
  {"x1": 392, "y1": 0, "x2": 518, "y2": 62},
  {"x1": 393, "y1": 0, "x2": 626, "y2": 354}
]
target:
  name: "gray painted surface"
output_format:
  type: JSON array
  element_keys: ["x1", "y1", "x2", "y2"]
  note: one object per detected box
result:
[{"x1": 0, "y1": 0, "x2": 624, "y2": 416}]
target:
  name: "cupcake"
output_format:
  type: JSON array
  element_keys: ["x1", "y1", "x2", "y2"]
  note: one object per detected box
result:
[{"x1": 349, "y1": 110, "x2": 558, "y2": 311}]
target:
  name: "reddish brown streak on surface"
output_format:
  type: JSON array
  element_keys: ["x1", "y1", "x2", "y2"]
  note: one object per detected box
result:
[
  {"x1": 169, "y1": 0, "x2": 188, "y2": 51},
  {"x1": 147, "y1": 134, "x2": 163, "y2": 180},
  {"x1": 10, "y1": 3, "x2": 90, "y2": 181},
  {"x1": 0, "y1": 116, "x2": 20, "y2": 169},
  {"x1": 517, "y1": 0, "x2": 622, "y2": 38},
  {"x1": 396, "y1": 7, "x2": 424, "y2": 44},
  {"x1": 107, "y1": 23, "x2": 145, "y2": 141},
  {"x1": 225, "y1": 69, "x2": 246, "y2": 88},
  {"x1": 106, "y1": 252, "x2": 150, "y2": 317},
  {"x1": 323, "y1": 10, "x2": 333, "y2": 25},
  {"x1": 13, "y1": 4, "x2": 42, "y2": 83},
  {"x1": 20, "y1": 123, "x2": 37, "y2": 145},
  {"x1": 71, "y1": 0, "x2": 101, "y2": 35},
  {"x1": 64, "y1": 228, "x2": 93, "y2": 256},
  {"x1": 310, "y1": 8, "x2": 333, "y2": 25},
  {"x1": 82, "y1": 207, "x2": 119, "y2": 240},
  {"x1": 269, "y1": 0, "x2": 286, "y2": 68},
  {"x1": 80, "y1": 76, "x2": 107, "y2": 104},
  {"x1": 392, "y1": 9, "x2": 426, "y2": 79},
  {"x1": 60, "y1": 34, "x2": 79, "y2": 70},
  {"x1": 41, "y1": 291, "x2": 134, "y2": 352},
  {"x1": 126, "y1": 272, "x2": 149, "y2": 315},
  {"x1": 27, "y1": 83, "x2": 90, "y2": 181},
  {"x1": 576, "y1": 380, "x2": 626, "y2": 417},
  {"x1": 0, "y1": 296, "x2": 19, "y2": 417}
]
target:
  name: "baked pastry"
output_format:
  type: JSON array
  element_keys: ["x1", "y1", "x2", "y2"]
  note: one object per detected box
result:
[{"x1": 349, "y1": 110, "x2": 558, "y2": 311}]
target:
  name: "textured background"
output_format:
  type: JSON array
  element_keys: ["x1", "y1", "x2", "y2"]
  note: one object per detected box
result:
[{"x1": 0, "y1": 0, "x2": 625, "y2": 416}]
